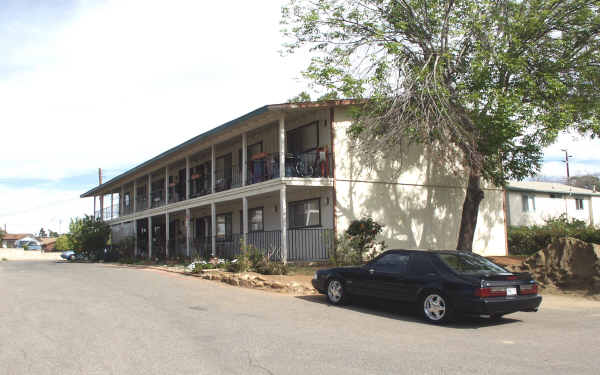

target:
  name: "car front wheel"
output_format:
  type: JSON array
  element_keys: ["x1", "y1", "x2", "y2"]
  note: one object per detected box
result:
[
  {"x1": 326, "y1": 278, "x2": 348, "y2": 305},
  {"x1": 421, "y1": 292, "x2": 451, "y2": 324}
]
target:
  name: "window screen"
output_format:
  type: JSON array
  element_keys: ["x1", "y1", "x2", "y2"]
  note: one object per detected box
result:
[{"x1": 288, "y1": 199, "x2": 321, "y2": 228}]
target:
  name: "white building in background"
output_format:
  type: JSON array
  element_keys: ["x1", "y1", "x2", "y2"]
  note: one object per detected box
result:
[
  {"x1": 82, "y1": 100, "x2": 508, "y2": 259},
  {"x1": 505, "y1": 181, "x2": 600, "y2": 227}
]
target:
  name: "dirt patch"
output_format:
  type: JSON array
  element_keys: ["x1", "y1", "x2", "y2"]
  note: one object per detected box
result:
[{"x1": 507, "y1": 237, "x2": 600, "y2": 296}]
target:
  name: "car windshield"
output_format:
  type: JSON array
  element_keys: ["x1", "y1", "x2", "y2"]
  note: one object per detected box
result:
[{"x1": 436, "y1": 253, "x2": 508, "y2": 274}]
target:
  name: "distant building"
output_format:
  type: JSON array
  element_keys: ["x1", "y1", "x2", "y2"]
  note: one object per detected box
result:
[
  {"x1": 40, "y1": 238, "x2": 58, "y2": 252},
  {"x1": 505, "y1": 181, "x2": 600, "y2": 227},
  {"x1": 1, "y1": 234, "x2": 34, "y2": 248}
]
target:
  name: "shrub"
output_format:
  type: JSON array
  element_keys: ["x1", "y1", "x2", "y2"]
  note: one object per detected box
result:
[
  {"x1": 345, "y1": 217, "x2": 385, "y2": 261},
  {"x1": 508, "y1": 214, "x2": 600, "y2": 256},
  {"x1": 55, "y1": 235, "x2": 72, "y2": 251},
  {"x1": 67, "y1": 215, "x2": 111, "y2": 260},
  {"x1": 330, "y1": 233, "x2": 362, "y2": 266}
]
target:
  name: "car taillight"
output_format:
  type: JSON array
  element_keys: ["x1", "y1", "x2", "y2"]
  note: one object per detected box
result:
[
  {"x1": 474, "y1": 287, "x2": 507, "y2": 298},
  {"x1": 519, "y1": 284, "x2": 538, "y2": 295}
]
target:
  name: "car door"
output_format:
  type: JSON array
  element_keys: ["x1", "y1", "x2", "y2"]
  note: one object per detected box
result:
[
  {"x1": 367, "y1": 253, "x2": 411, "y2": 301},
  {"x1": 403, "y1": 253, "x2": 439, "y2": 302}
]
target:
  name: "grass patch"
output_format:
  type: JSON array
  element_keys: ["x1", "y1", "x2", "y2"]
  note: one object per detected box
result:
[
  {"x1": 286, "y1": 263, "x2": 331, "y2": 276},
  {"x1": 1, "y1": 257, "x2": 7, "y2": 261}
]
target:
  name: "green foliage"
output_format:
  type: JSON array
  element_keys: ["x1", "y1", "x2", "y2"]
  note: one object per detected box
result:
[
  {"x1": 110, "y1": 236, "x2": 135, "y2": 262},
  {"x1": 227, "y1": 242, "x2": 288, "y2": 275},
  {"x1": 0, "y1": 229, "x2": 5, "y2": 242},
  {"x1": 22, "y1": 243, "x2": 29, "y2": 250},
  {"x1": 38, "y1": 228, "x2": 47, "y2": 238},
  {"x1": 67, "y1": 215, "x2": 111, "y2": 260},
  {"x1": 331, "y1": 218, "x2": 386, "y2": 265},
  {"x1": 288, "y1": 91, "x2": 312, "y2": 103},
  {"x1": 330, "y1": 233, "x2": 362, "y2": 266},
  {"x1": 48, "y1": 230, "x2": 59, "y2": 238},
  {"x1": 282, "y1": 0, "x2": 600, "y2": 250},
  {"x1": 508, "y1": 215, "x2": 600, "y2": 255},
  {"x1": 55, "y1": 235, "x2": 72, "y2": 251},
  {"x1": 346, "y1": 217, "x2": 385, "y2": 260}
]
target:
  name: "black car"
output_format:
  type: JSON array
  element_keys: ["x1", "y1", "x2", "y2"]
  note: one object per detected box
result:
[{"x1": 312, "y1": 249, "x2": 542, "y2": 323}]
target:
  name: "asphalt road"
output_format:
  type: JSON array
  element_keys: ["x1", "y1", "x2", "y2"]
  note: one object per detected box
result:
[{"x1": 1, "y1": 260, "x2": 599, "y2": 375}]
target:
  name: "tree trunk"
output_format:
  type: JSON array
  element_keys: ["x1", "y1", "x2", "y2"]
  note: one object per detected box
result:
[{"x1": 456, "y1": 171, "x2": 484, "y2": 251}]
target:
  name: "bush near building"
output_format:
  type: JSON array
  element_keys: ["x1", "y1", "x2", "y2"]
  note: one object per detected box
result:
[{"x1": 508, "y1": 215, "x2": 600, "y2": 256}]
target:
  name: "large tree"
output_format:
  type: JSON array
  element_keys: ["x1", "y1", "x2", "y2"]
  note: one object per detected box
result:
[{"x1": 282, "y1": 0, "x2": 600, "y2": 250}]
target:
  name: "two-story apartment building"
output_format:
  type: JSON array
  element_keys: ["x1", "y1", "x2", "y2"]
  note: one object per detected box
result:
[
  {"x1": 81, "y1": 100, "x2": 508, "y2": 261},
  {"x1": 506, "y1": 181, "x2": 600, "y2": 227}
]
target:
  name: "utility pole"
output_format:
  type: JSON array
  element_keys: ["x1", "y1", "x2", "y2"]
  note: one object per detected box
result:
[
  {"x1": 561, "y1": 149, "x2": 572, "y2": 185},
  {"x1": 99, "y1": 168, "x2": 104, "y2": 220}
]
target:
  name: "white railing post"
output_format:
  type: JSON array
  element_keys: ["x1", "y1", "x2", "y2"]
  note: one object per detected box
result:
[
  {"x1": 148, "y1": 216, "x2": 153, "y2": 259},
  {"x1": 186, "y1": 208, "x2": 191, "y2": 257},
  {"x1": 211, "y1": 202, "x2": 216, "y2": 257},
  {"x1": 242, "y1": 133, "x2": 247, "y2": 186},
  {"x1": 165, "y1": 212, "x2": 170, "y2": 258},
  {"x1": 243, "y1": 196, "x2": 248, "y2": 244},
  {"x1": 279, "y1": 116, "x2": 286, "y2": 178},
  {"x1": 165, "y1": 166, "x2": 169, "y2": 205},
  {"x1": 211, "y1": 145, "x2": 216, "y2": 194},
  {"x1": 280, "y1": 185, "x2": 288, "y2": 263},
  {"x1": 186, "y1": 156, "x2": 190, "y2": 200},
  {"x1": 147, "y1": 174, "x2": 152, "y2": 209}
]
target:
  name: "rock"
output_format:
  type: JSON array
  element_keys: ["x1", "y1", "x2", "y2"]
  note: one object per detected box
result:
[
  {"x1": 253, "y1": 281, "x2": 264, "y2": 288},
  {"x1": 254, "y1": 276, "x2": 267, "y2": 282},
  {"x1": 521, "y1": 237, "x2": 600, "y2": 292},
  {"x1": 270, "y1": 281, "x2": 285, "y2": 289}
]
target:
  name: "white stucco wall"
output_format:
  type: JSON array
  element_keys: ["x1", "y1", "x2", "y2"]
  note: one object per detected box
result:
[
  {"x1": 506, "y1": 191, "x2": 594, "y2": 226},
  {"x1": 332, "y1": 107, "x2": 507, "y2": 256},
  {"x1": 592, "y1": 196, "x2": 600, "y2": 227}
]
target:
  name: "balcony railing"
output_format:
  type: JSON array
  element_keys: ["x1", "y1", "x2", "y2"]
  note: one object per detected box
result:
[
  {"x1": 151, "y1": 189, "x2": 165, "y2": 208},
  {"x1": 189, "y1": 175, "x2": 212, "y2": 199},
  {"x1": 168, "y1": 182, "x2": 186, "y2": 204},
  {"x1": 188, "y1": 228, "x2": 333, "y2": 261}
]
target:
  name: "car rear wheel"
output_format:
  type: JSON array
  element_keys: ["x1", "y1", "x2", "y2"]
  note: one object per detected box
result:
[
  {"x1": 421, "y1": 292, "x2": 451, "y2": 324},
  {"x1": 326, "y1": 279, "x2": 348, "y2": 305}
]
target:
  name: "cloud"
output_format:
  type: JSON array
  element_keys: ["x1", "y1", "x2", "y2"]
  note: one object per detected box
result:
[
  {"x1": 0, "y1": 184, "x2": 92, "y2": 234},
  {"x1": 0, "y1": 0, "x2": 307, "y2": 182}
]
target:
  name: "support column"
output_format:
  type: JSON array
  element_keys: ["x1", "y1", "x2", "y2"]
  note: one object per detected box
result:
[
  {"x1": 211, "y1": 144, "x2": 216, "y2": 194},
  {"x1": 279, "y1": 116, "x2": 286, "y2": 178},
  {"x1": 242, "y1": 133, "x2": 247, "y2": 186},
  {"x1": 165, "y1": 212, "x2": 170, "y2": 258},
  {"x1": 100, "y1": 194, "x2": 104, "y2": 220},
  {"x1": 185, "y1": 208, "x2": 191, "y2": 257},
  {"x1": 110, "y1": 193, "x2": 114, "y2": 220},
  {"x1": 120, "y1": 186, "x2": 124, "y2": 216},
  {"x1": 133, "y1": 180, "x2": 137, "y2": 213},
  {"x1": 242, "y1": 196, "x2": 248, "y2": 244},
  {"x1": 148, "y1": 216, "x2": 153, "y2": 259},
  {"x1": 185, "y1": 156, "x2": 190, "y2": 200},
  {"x1": 134, "y1": 219, "x2": 138, "y2": 256},
  {"x1": 147, "y1": 174, "x2": 152, "y2": 209},
  {"x1": 280, "y1": 185, "x2": 288, "y2": 263},
  {"x1": 165, "y1": 166, "x2": 169, "y2": 205},
  {"x1": 93, "y1": 195, "x2": 97, "y2": 218},
  {"x1": 211, "y1": 202, "x2": 216, "y2": 257}
]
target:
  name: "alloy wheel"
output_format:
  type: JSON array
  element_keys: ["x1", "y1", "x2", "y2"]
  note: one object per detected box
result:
[
  {"x1": 327, "y1": 280, "x2": 343, "y2": 304},
  {"x1": 423, "y1": 294, "x2": 446, "y2": 321}
]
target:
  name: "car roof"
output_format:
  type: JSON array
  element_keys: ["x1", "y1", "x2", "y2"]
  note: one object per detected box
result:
[{"x1": 384, "y1": 249, "x2": 476, "y2": 256}]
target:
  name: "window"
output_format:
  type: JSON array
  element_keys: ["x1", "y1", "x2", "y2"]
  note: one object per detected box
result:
[
  {"x1": 522, "y1": 194, "x2": 535, "y2": 212},
  {"x1": 409, "y1": 254, "x2": 436, "y2": 275},
  {"x1": 576, "y1": 198, "x2": 584, "y2": 210},
  {"x1": 124, "y1": 192, "x2": 131, "y2": 207},
  {"x1": 288, "y1": 199, "x2": 321, "y2": 228},
  {"x1": 240, "y1": 208, "x2": 264, "y2": 233},
  {"x1": 372, "y1": 253, "x2": 410, "y2": 274},
  {"x1": 437, "y1": 253, "x2": 507, "y2": 275},
  {"x1": 216, "y1": 213, "x2": 232, "y2": 239},
  {"x1": 286, "y1": 121, "x2": 319, "y2": 154}
]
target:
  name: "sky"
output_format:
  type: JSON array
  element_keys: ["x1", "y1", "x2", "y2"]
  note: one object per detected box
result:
[{"x1": 1, "y1": 0, "x2": 599, "y2": 235}]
